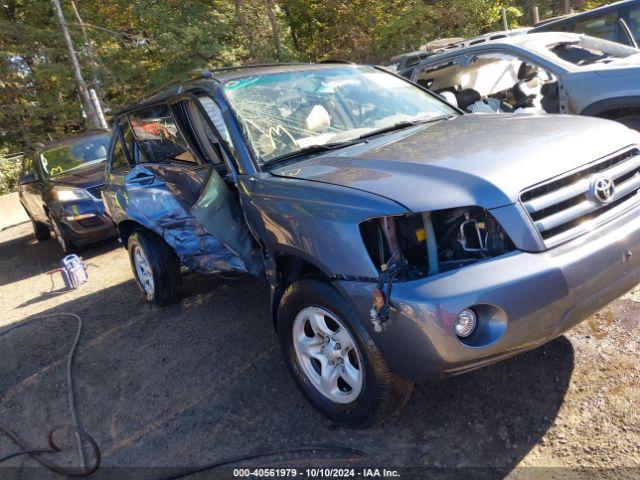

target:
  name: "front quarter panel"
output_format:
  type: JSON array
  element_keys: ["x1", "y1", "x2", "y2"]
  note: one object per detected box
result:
[{"x1": 240, "y1": 173, "x2": 409, "y2": 279}]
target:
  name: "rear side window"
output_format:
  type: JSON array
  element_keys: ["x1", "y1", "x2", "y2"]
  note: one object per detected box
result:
[
  {"x1": 129, "y1": 104, "x2": 197, "y2": 164},
  {"x1": 572, "y1": 12, "x2": 620, "y2": 42}
]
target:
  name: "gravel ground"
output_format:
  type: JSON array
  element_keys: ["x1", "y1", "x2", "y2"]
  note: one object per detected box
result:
[{"x1": 0, "y1": 222, "x2": 639, "y2": 479}]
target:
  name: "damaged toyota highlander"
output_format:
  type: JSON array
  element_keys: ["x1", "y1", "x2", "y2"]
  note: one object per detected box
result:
[{"x1": 103, "y1": 63, "x2": 640, "y2": 426}]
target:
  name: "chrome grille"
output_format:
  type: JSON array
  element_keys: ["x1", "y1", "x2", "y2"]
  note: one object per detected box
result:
[
  {"x1": 87, "y1": 184, "x2": 104, "y2": 199},
  {"x1": 520, "y1": 147, "x2": 640, "y2": 248}
]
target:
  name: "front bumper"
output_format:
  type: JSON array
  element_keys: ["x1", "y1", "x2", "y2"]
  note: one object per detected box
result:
[
  {"x1": 337, "y1": 204, "x2": 640, "y2": 382},
  {"x1": 53, "y1": 200, "x2": 117, "y2": 247}
]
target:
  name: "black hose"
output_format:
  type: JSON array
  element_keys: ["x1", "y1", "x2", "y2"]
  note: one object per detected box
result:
[
  {"x1": 0, "y1": 314, "x2": 366, "y2": 479},
  {"x1": 0, "y1": 313, "x2": 100, "y2": 477}
]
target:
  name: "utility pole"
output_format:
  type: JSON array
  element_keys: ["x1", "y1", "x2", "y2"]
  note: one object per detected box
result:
[
  {"x1": 501, "y1": 7, "x2": 509, "y2": 31},
  {"x1": 50, "y1": 0, "x2": 101, "y2": 129},
  {"x1": 533, "y1": 6, "x2": 540, "y2": 24},
  {"x1": 69, "y1": 0, "x2": 108, "y2": 129}
]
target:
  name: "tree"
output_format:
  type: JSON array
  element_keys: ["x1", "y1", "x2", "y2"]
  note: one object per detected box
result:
[{"x1": 51, "y1": 0, "x2": 102, "y2": 129}]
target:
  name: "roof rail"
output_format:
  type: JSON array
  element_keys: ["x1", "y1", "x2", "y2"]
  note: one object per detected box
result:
[{"x1": 139, "y1": 69, "x2": 215, "y2": 102}]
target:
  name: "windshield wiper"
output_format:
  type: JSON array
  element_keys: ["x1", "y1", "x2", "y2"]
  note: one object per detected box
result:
[
  {"x1": 267, "y1": 140, "x2": 363, "y2": 165},
  {"x1": 357, "y1": 115, "x2": 454, "y2": 140}
]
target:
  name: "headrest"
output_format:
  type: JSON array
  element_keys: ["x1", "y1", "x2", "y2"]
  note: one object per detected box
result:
[
  {"x1": 518, "y1": 61, "x2": 538, "y2": 80},
  {"x1": 456, "y1": 89, "x2": 481, "y2": 110}
]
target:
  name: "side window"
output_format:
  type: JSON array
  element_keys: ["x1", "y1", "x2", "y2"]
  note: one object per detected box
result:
[
  {"x1": 179, "y1": 99, "x2": 226, "y2": 166},
  {"x1": 573, "y1": 12, "x2": 620, "y2": 42},
  {"x1": 129, "y1": 103, "x2": 197, "y2": 164},
  {"x1": 198, "y1": 96, "x2": 235, "y2": 155},
  {"x1": 627, "y1": 6, "x2": 640, "y2": 44},
  {"x1": 110, "y1": 120, "x2": 133, "y2": 170}
]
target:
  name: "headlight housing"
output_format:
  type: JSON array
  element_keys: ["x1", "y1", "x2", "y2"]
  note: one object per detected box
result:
[
  {"x1": 52, "y1": 188, "x2": 92, "y2": 202},
  {"x1": 360, "y1": 206, "x2": 515, "y2": 281}
]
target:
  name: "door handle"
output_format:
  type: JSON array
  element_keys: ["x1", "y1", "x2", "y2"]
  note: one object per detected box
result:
[{"x1": 127, "y1": 173, "x2": 155, "y2": 185}]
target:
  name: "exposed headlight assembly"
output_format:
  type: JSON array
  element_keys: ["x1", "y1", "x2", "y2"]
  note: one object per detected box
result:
[
  {"x1": 360, "y1": 206, "x2": 515, "y2": 280},
  {"x1": 52, "y1": 188, "x2": 92, "y2": 202}
]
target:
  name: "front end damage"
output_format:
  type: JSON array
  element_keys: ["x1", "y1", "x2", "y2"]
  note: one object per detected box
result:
[{"x1": 360, "y1": 207, "x2": 515, "y2": 332}]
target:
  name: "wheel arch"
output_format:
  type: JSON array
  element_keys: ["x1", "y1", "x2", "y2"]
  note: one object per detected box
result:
[
  {"x1": 580, "y1": 96, "x2": 640, "y2": 119},
  {"x1": 270, "y1": 249, "x2": 333, "y2": 330}
]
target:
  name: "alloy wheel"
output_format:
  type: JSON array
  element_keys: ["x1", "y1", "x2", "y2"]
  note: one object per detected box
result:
[
  {"x1": 292, "y1": 306, "x2": 364, "y2": 404},
  {"x1": 133, "y1": 246, "x2": 154, "y2": 297}
]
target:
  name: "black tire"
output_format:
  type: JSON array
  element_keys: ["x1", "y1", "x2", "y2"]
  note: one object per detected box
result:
[
  {"x1": 127, "y1": 229, "x2": 182, "y2": 306},
  {"x1": 617, "y1": 115, "x2": 640, "y2": 131},
  {"x1": 49, "y1": 213, "x2": 73, "y2": 253},
  {"x1": 31, "y1": 218, "x2": 51, "y2": 242},
  {"x1": 277, "y1": 278, "x2": 413, "y2": 427}
]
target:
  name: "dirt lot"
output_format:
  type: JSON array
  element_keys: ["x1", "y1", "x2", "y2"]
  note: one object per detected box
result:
[{"x1": 1, "y1": 221, "x2": 639, "y2": 479}]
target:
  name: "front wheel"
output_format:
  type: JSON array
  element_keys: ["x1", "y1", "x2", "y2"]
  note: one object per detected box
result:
[
  {"x1": 49, "y1": 213, "x2": 72, "y2": 253},
  {"x1": 277, "y1": 278, "x2": 413, "y2": 427},
  {"x1": 127, "y1": 230, "x2": 182, "y2": 306},
  {"x1": 31, "y1": 217, "x2": 51, "y2": 242}
]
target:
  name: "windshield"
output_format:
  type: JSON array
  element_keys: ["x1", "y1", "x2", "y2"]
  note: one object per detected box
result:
[
  {"x1": 547, "y1": 36, "x2": 640, "y2": 66},
  {"x1": 223, "y1": 66, "x2": 456, "y2": 164},
  {"x1": 41, "y1": 133, "x2": 111, "y2": 177}
]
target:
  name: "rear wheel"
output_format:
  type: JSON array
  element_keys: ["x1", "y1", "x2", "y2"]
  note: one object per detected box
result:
[
  {"x1": 127, "y1": 229, "x2": 182, "y2": 306},
  {"x1": 277, "y1": 278, "x2": 413, "y2": 427}
]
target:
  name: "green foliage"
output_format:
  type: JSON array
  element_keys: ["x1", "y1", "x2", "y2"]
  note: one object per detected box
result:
[
  {"x1": 0, "y1": 157, "x2": 22, "y2": 195},
  {"x1": 0, "y1": 0, "x2": 571, "y2": 158}
]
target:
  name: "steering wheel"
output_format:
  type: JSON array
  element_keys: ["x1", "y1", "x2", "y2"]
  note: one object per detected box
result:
[
  {"x1": 268, "y1": 125, "x2": 297, "y2": 151},
  {"x1": 512, "y1": 94, "x2": 536, "y2": 110}
]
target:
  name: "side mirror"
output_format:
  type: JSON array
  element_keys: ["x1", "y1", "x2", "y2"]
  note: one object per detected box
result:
[{"x1": 19, "y1": 173, "x2": 36, "y2": 185}]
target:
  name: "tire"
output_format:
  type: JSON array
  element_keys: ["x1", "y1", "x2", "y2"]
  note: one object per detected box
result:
[
  {"x1": 127, "y1": 229, "x2": 182, "y2": 306},
  {"x1": 49, "y1": 213, "x2": 73, "y2": 253},
  {"x1": 617, "y1": 115, "x2": 640, "y2": 132},
  {"x1": 31, "y1": 217, "x2": 51, "y2": 242},
  {"x1": 277, "y1": 278, "x2": 413, "y2": 427}
]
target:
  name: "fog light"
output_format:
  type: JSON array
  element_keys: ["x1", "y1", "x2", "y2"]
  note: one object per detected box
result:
[{"x1": 455, "y1": 309, "x2": 477, "y2": 338}]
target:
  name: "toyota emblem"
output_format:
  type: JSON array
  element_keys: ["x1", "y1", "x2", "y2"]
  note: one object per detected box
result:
[{"x1": 591, "y1": 176, "x2": 615, "y2": 204}]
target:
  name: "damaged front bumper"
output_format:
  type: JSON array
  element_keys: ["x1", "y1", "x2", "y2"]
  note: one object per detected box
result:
[{"x1": 337, "y1": 203, "x2": 640, "y2": 382}]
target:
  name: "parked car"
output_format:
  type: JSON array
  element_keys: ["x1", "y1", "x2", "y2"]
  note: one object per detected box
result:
[
  {"x1": 18, "y1": 130, "x2": 116, "y2": 252},
  {"x1": 104, "y1": 63, "x2": 640, "y2": 426},
  {"x1": 409, "y1": 32, "x2": 640, "y2": 130},
  {"x1": 530, "y1": 0, "x2": 640, "y2": 48},
  {"x1": 386, "y1": 31, "x2": 528, "y2": 77}
]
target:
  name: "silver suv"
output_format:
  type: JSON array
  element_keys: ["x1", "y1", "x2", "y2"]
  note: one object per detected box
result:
[
  {"x1": 409, "y1": 32, "x2": 640, "y2": 130},
  {"x1": 104, "y1": 63, "x2": 640, "y2": 426}
]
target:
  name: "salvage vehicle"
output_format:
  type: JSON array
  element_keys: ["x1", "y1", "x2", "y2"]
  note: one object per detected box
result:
[
  {"x1": 409, "y1": 32, "x2": 640, "y2": 129},
  {"x1": 530, "y1": 0, "x2": 639, "y2": 48},
  {"x1": 18, "y1": 131, "x2": 116, "y2": 252},
  {"x1": 104, "y1": 63, "x2": 640, "y2": 426}
]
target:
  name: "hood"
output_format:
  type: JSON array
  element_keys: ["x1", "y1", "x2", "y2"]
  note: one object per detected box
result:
[
  {"x1": 271, "y1": 114, "x2": 640, "y2": 211},
  {"x1": 50, "y1": 162, "x2": 107, "y2": 190}
]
